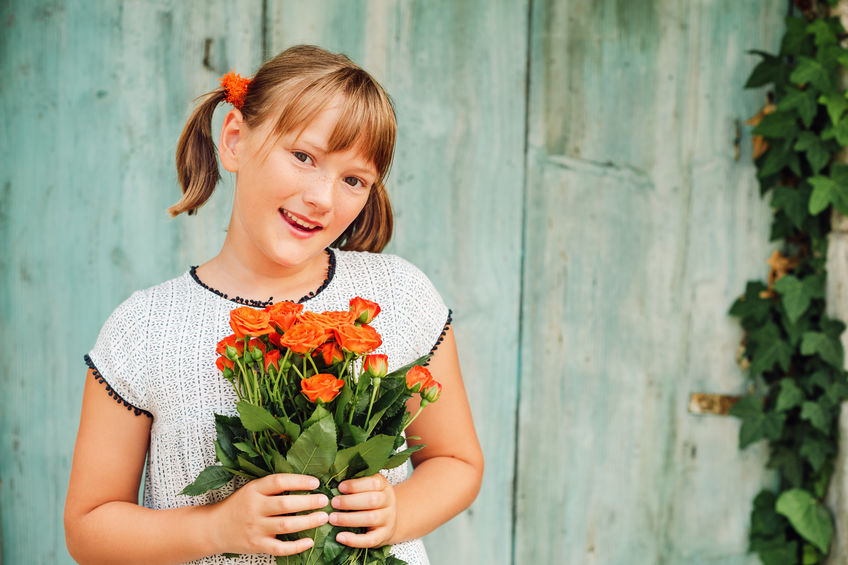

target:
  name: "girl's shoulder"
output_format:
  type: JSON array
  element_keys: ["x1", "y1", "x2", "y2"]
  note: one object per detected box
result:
[
  {"x1": 331, "y1": 248, "x2": 439, "y2": 288},
  {"x1": 97, "y1": 270, "x2": 200, "y2": 328}
]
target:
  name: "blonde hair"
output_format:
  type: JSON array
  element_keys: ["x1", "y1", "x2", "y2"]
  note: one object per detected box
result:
[{"x1": 171, "y1": 45, "x2": 396, "y2": 253}]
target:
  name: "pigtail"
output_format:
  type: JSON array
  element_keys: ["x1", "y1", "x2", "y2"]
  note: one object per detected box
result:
[
  {"x1": 169, "y1": 88, "x2": 227, "y2": 216},
  {"x1": 335, "y1": 179, "x2": 393, "y2": 253}
]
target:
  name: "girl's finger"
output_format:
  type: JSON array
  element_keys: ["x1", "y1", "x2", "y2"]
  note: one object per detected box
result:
[
  {"x1": 254, "y1": 473, "x2": 320, "y2": 495},
  {"x1": 331, "y1": 490, "x2": 388, "y2": 511},
  {"x1": 266, "y1": 511, "x2": 329, "y2": 535},
  {"x1": 265, "y1": 492, "x2": 329, "y2": 516},
  {"x1": 265, "y1": 536, "x2": 315, "y2": 557},
  {"x1": 329, "y1": 508, "x2": 384, "y2": 528},
  {"x1": 338, "y1": 474, "x2": 387, "y2": 494},
  {"x1": 336, "y1": 528, "x2": 387, "y2": 548}
]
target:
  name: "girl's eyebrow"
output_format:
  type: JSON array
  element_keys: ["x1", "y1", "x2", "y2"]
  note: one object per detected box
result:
[{"x1": 299, "y1": 139, "x2": 377, "y2": 176}]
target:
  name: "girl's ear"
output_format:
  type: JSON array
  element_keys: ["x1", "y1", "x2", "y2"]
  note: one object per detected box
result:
[{"x1": 219, "y1": 109, "x2": 244, "y2": 173}]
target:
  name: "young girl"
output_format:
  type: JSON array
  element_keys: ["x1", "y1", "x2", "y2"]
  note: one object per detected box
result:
[{"x1": 64, "y1": 45, "x2": 484, "y2": 565}]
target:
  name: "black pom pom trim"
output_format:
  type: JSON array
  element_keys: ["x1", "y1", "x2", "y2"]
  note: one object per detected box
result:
[
  {"x1": 422, "y1": 309, "x2": 453, "y2": 367},
  {"x1": 84, "y1": 354, "x2": 153, "y2": 418},
  {"x1": 189, "y1": 248, "x2": 336, "y2": 307}
]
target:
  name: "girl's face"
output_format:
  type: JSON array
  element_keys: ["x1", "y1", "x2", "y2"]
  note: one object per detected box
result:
[{"x1": 221, "y1": 102, "x2": 378, "y2": 272}]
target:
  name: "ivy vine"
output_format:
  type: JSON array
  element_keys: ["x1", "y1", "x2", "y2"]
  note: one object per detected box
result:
[{"x1": 730, "y1": 2, "x2": 848, "y2": 564}]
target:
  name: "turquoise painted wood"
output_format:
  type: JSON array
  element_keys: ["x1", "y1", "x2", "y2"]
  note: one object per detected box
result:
[
  {"x1": 0, "y1": 1, "x2": 802, "y2": 564},
  {"x1": 517, "y1": 1, "x2": 786, "y2": 564}
]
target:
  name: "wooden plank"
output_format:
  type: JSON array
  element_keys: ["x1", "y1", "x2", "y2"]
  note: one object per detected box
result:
[
  {"x1": 265, "y1": 2, "x2": 528, "y2": 562},
  {"x1": 0, "y1": 1, "x2": 263, "y2": 562},
  {"x1": 516, "y1": 1, "x2": 784, "y2": 563}
]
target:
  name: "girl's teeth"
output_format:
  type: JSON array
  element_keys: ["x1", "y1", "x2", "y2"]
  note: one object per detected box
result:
[{"x1": 283, "y1": 210, "x2": 318, "y2": 230}]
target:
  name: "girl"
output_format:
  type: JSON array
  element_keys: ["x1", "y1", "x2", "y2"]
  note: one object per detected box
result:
[{"x1": 64, "y1": 45, "x2": 484, "y2": 564}]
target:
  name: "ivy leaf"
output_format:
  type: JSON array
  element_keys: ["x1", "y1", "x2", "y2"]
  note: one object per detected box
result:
[
  {"x1": 729, "y1": 395, "x2": 786, "y2": 448},
  {"x1": 809, "y1": 171, "x2": 848, "y2": 217},
  {"x1": 746, "y1": 50, "x2": 783, "y2": 88},
  {"x1": 800, "y1": 401, "x2": 829, "y2": 433},
  {"x1": 751, "y1": 490, "x2": 787, "y2": 537},
  {"x1": 818, "y1": 92, "x2": 848, "y2": 126},
  {"x1": 793, "y1": 131, "x2": 831, "y2": 175},
  {"x1": 790, "y1": 56, "x2": 831, "y2": 91},
  {"x1": 800, "y1": 435, "x2": 833, "y2": 472},
  {"x1": 753, "y1": 110, "x2": 798, "y2": 139},
  {"x1": 801, "y1": 331, "x2": 845, "y2": 368},
  {"x1": 807, "y1": 19, "x2": 838, "y2": 47},
  {"x1": 779, "y1": 87, "x2": 818, "y2": 127},
  {"x1": 751, "y1": 535, "x2": 799, "y2": 565},
  {"x1": 803, "y1": 543, "x2": 825, "y2": 565},
  {"x1": 781, "y1": 16, "x2": 811, "y2": 57},
  {"x1": 774, "y1": 275, "x2": 812, "y2": 323},
  {"x1": 771, "y1": 185, "x2": 812, "y2": 229},
  {"x1": 775, "y1": 378, "x2": 804, "y2": 412},
  {"x1": 768, "y1": 445, "x2": 803, "y2": 487},
  {"x1": 749, "y1": 324, "x2": 793, "y2": 376},
  {"x1": 775, "y1": 489, "x2": 833, "y2": 553},
  {"x1": 836, "y1": 113, "x2": 848, "y2": 147}
]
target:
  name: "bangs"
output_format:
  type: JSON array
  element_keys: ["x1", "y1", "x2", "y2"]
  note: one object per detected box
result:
[{"x1": 266, "y1": 68, "x2": 396, "y2": 180}]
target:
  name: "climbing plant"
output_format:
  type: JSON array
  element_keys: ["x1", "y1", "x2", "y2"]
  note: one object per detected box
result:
[{"x1": 730, "y1": 2, "x2": 848, "y2": 564}]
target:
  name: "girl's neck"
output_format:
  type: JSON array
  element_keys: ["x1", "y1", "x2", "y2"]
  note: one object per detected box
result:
[{"x1": 197, "y1": 243, "x2": 332, "y2": 305}]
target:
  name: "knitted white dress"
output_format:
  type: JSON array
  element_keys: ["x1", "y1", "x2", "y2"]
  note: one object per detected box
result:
[{"x1": 85, "y1": 249, "x2": 451, "y2": 565}]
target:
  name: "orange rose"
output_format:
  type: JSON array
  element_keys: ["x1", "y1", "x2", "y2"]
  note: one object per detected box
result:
[
  {"x1": 319, "y1": 342, "x2": 345, "y2": 365},
  {"x1": 421, "y1": 380, "x2": 442, "y2": 404},
  {"x1": 229, "y1": 307, "x2": 272, "y2": 338},
  {"x1": 264, "y1": 349, "x2": 281, "y2": 371},
  {"x1": 334, "y1": 323, "x2": 382, "y2": 354},
  {"x1": 216, "y1": 335, "x2": 244, "y2": 357},
  {"x1": 248, "y1": 338, "x2": 266, "y2": 358},
  {"x1": 279, "y1": 321, "x2": 331, "y2": 354},
  {"x1": 349, "y1": 297, "x2": 380, "y2": 324},
  {"x1": 300, "y1": 373, "x2": 345, "y2": 403},
  {"x1": 300, "y1": 310, "x2": 355, "y2": 330},
  {"x1": 405, "y1": 365, "x2": 434, "y2": 393},
  {"x1": 216, "y1": 356, "x2": 234, "y2": 371},
  {"x1": 364, "y1": 354, "x2": 388, "y2": 378},
  {"x1": 266, "y1": 301, "x2": 303, "y2": 333}
]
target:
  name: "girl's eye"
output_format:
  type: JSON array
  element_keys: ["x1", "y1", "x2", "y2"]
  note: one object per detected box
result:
[
  {"x1": 344, "y1": 176, "x2": 367, "y2": 189},
  {"x1": 293, "y1": 151, "x2": 312, "y2": 164}
]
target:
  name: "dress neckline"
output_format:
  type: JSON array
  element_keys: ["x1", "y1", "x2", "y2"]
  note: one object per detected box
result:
[{"x1": 188, "y1": 248, "x2": 336, "y2": 308}]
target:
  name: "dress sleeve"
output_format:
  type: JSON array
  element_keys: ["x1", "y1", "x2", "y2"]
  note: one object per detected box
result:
[
  {"x1": 84, "y1": 291, "x2": 152, "y2": 418},
  {"x1": 388, "y1": 255, "x2": 452, "y2": 364}
]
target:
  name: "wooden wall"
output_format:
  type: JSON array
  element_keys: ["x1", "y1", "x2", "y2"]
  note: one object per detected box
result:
[{"x1": 0, "y1": 1, "x2": 790, "y2": 563}]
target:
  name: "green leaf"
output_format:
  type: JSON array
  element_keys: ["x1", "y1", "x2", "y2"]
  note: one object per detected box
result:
[
  {"x1": 272, "y1": 451, "x2": 294, "y2": 474},
  {"x1": 771, "y1": 185, "x2": 811, "y2": 229},
  {"x1": 729, "y1": 395, "x2": 786, "y2": 448},
  {"x1": 780, "y1": 87, "x2": 818, "y2": 127},
  {"x1": 801, "y1": 331, "x2": 845, "y2": 368},
  {"x1": 276, "y1": 415, "x2": 300, "y2": 443},
  {"x1": 351, "y1": 434, "x2": 396, "y2": 478},
  {"x1": 333, "y1": 382, "x2": 353, "y2": 425},
  {"x1": 180, "y1": 465, "x2": 233, "y2": 496},
  {"x1": 800, "y1": 436, "x2": 832, "y2": 472},
  {"x1": 768, "y1": 446, "x2": 803, "y2": 487},
  {"x1": 322, "y1": 532, "x2": 350, "y2": 564},
  {"x1": 215, "y1": 440, "x2": 237, "y2": 468},
  {"x1": 801, "y1": 401, "x2": 829, "y2": 433},
  {"x1": 384, "y1": 444, "x2": 425, "y2": 470},
  {"x1": 286, "y1": 415, "x2": 337, "y2": 477},
  {"x1": 803, "y1": 543, "x2": 825, "y2": 565},
  {"x1": 237, "y1": 401, "x2": 286, "y2": 435},
  {"x1": 729, "y1": 281, "x2": 772, "y2": 327},
  {"x1": 303, "y1": 405, "x2": 332, "y2": 431},
  {"x1": 753, "y1": 110, "x2": 798, "y2": 139},
  {"x1": 749, "y1": 324, "x2": 792, "y2": 376},
  {"x1": 781, "y1": 17, "x2": 810, "y2": 56},
  {"x1": 809, "y1": 168, "x2": 848, "y2": 217},
  {"x1": 234, "y1": 441, "x2": 259, "y2": 458},
  {"x1": 807, "y1": 18, "x2": 838, "y2": 47},
  {"x1": 836, "y1": 114, "x2": 848, "y2": 147},
  {"x1": 237, "y1": 454, "x2": 270, "y2": 477},
  {"x1": 755, "y1": 538, "x2": 799, "y2": 565},
  {"x1": 775, "y1": 379, "x2": 804, "y2": 412},
  {"x1": 746, "y1": 50, "x2": 783, "y2": 88},
  {"x1": 790, "y1": 57, "x2": 831, "y2": 91},
  {"x1": 793, "y1": 131, "x2": 831, "y2": 175},
  {"x1": 775, "y1": 275, "x2": 812, "y2": 323},
  {"x1": 775, "y1": 489, "x2": 833, "y2": 553},
  {"x1": 339, "y1": 423, "x2": 369, "y2": 448},
  {"x1": 819, "y1": 92, "x2": 848, "y2": 126},
  {"x1": 751, "y1": 491, "x2": 786, "y2": 537}
]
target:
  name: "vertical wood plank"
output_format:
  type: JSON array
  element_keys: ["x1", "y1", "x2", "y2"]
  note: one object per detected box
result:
[
  {"x1": 0, "y1": 1, "x2": 263, "y2": 562},
  {"x1": 517, "y1": 1, "x2": 785, "y2": 563},
  {"x1": 265, "y1": 2, "x2": 528, "y2": 563}
]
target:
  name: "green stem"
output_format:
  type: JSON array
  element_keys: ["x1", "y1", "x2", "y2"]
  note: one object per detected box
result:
[
  {"x1": 364, "y1": 378, "x2": 381, "y2": 430},
  {"x1": 401, "y1": 403, "x2": 426, "y2": 433}
]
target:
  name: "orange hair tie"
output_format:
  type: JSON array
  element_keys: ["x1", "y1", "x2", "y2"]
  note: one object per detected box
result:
[{"x1": 220, "y1": 71, "x2": 251, "y2": 109}]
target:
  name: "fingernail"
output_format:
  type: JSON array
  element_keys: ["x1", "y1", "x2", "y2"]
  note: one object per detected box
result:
[
  {"x1": 329, "y1": 512, "x2": 339, "y2": 524},
  {"x1": 317, "y1": 512, "x2": 329, "y2": 524},
  {"x1": 316, "y1": 494, "x2": 329, "y2": 505},
  {"x1": 337, "y1": 533, "x2": 348, "y2": 543},
  {"x1": 310, "y1": 478, "x2": 320, "y2": 489},
  {"x1": 331, "y1": 497, "x2": 341, "y2": 508}
]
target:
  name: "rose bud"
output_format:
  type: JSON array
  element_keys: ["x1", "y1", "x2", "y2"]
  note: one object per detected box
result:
[
  {"x1": 364, "y1": 354, "x2": 388, "y2": 379},
  {"x1": 225, "y1": 345, "x2": 240, "y2": 361},
  {"x1": 216, "y1": 335, "x2": 243, "y2": 357},
  {"x1": 421, "y1": 381, "x2": 442, "y2": 406},
  {"x1": 320, "y1": 342, "x2": 345, "y2": 366},
  {"x1": 216, "y1": 356, "x2": 234, "y2": 381},
  {"x1": 405, "y1": 365, "x2": 434, "y2": 393},
  {"x1": 349, "y1": 296, "x2": 380, "y2": 324},
  {"x1": 248, "y1": 338, "x2": 266, "y2": 361},
  {"x1": 264, "y1": 349, "x2": 281, "y2": 371}
]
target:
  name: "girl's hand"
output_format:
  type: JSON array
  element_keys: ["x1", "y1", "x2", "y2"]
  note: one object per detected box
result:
[
  {"x1": 210, "y1": 473, "x2": 330, "y2": 557},
  {"x1": 329, "y1": 473, "x2": 397, "y2": 548}
]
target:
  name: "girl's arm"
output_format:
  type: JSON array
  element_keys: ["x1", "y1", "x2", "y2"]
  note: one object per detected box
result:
[
  {"x1": 64, "y1": 369, "x2": 329, "y2": 565},
  {"x1": 329, "y1": 326, "x2": 485, "y2": 546}
]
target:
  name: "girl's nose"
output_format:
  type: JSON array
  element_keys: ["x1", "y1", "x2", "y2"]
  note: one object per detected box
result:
[{"x1": 302, "y1": 174, "x2": 333, "y2": 211}]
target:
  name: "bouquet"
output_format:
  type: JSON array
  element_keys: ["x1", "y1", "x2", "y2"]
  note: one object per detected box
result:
[{"x1": 182, "y1": 297, "x2": 442, "y2": 565}]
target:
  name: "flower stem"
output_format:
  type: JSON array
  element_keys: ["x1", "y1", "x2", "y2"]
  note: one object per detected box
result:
[
  {"x1": 401, "y1": 404, "x2": 425, "y2": 433},
  {"x1": 364, "y1": 378, "x2": 381, "y2": 430}
]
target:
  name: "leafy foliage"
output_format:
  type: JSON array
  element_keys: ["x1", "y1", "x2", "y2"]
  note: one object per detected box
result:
[{"x1": 730, "y1": 9, "x2": 848, "y2": 565}]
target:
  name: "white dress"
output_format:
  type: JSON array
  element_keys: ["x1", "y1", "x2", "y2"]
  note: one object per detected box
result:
[{"x1": 85, "y1": 249, "x2": 451, "y2": 565}]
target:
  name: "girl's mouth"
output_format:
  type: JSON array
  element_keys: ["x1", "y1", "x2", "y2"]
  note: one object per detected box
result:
[{"x1": 280, "y1": 208, "x2": 322, "y2": 233}]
